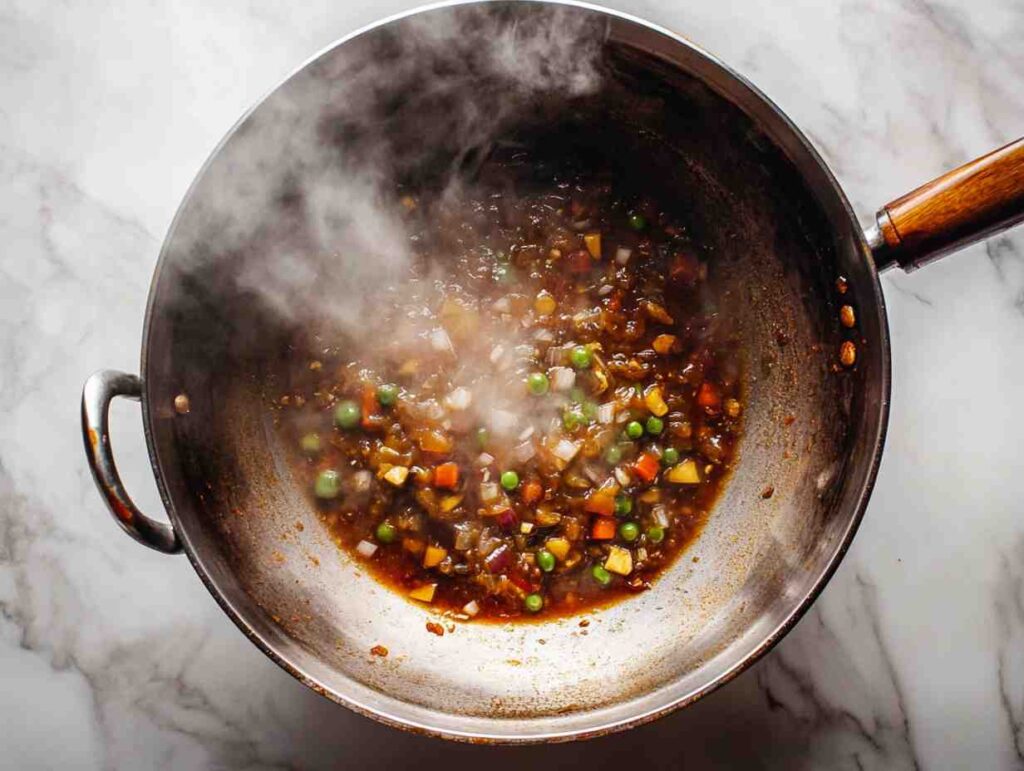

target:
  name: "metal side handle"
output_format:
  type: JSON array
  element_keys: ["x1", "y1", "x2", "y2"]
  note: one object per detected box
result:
[{"x1": 81, "y1": 370, "x2": 181, "y2": 554}]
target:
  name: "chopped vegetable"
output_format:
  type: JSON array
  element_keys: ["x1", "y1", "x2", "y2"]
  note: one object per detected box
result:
[
  {"x1": 604, "y1": 546, "x2": 633, "y2": 576},
  {"x1": 646, "y1": 525, "x2": 665, "y2": 544},
  {"x1": 376, "y1": 522, "x2": 398, "y2": 543},
  {"x1": 433, "y1": 462, "x2": 459, "y2": 490},
  {"x1": 584, "y1": 486, "x2": 618, "y2": 517},
  {"x1": 536, "y1": 549, "x2": 556, "y2": 572},
  {"x1": 592, "y1": 564, "x2": 612, "y2": 586},
  {"x1": 524, "y1": 593, "x2": 544, "y2": 613},
  {"x1": 619, "y1": 521, "x2": 640, "y2": 542},
  {"x1": 551, "y1": 438, "x2": 581, "y2": 463},
  {"x1": 615, "y1": 246, "x2": 632, "y2": 265},
  {"x1": 567, "y1": 249, "x2": 592, "y2": 273},
  {"x1": 500, "y1": 470, "x2": 520, "y2": 491},
  {"x1": 725, "y1": 398, "x2": 742, "y2": 418},
  {"x1": 652, "y1": 334, "x2": 677, "y2": 354},
  {"x1": 550, "y1": 366, "x2": 576, "y2": 392},
  {"x1": 356, "y1": 540, "x2": 378, "y2": 558},
  {"x1": 633, "y1": 453, "x2": 660, "y2": 483},
  {"x1": 383, "y1": 466, "x2": 410, "y2": 487},
  {"x1": 644, "y1": 386, "x2": 668, "y2": 417},
  {"x1": 591, "y1": 517, "x2": 617, "y2": 540},
  {"x1": 696, "y1": 382, "x2": 722, "y2": 413},
  {"x1": 535, "y1": 291, "x2": 557, "y2": 315},
  {"x1": 614, "y1": 494, "x2": 633, "y2": 517},
  {"x1": 645, "y1": 416, "x2": 664, "y2": 435},
  {"x1": 628, "y1": 212, "x2": 646, "y2": 230},
  {"x1": 584, "y1": 232, "x2": 602, "y2": 259},
  {"x1": 409, "y1": 584, "x2": 437, "y2": 603},
  {"x1": 314, "y1": 469, "x2": 341, "y2": 499},
  {"x1": 376, "y1": 383, "x2": 399, "y2": 407},
  {"x1": 626, "y1": 421, "x2": 644, "y2": 440},
  {"x1": 300, "y1": 433, "x2": 321, "y2": 455},
  {"x1": 463, "y1": 600, "x2": 480, "y2": 617},
  {"x1": 605, "y1": 445, "x2": 623, "y2": 465},
  {"x1": 445, "y1": 387, "x2": 472, "y2": 411},
  {"x1": 546, "y1": 537, "x2": 570, "y2": 561},
  {"x1": 570, "y1": 345, "x2": 593, "y2": 369},
  {"x1": 334, "y1": 400, "x2": 361, "y2": 429},
  {"x1": 522, "y1": 479, "x2": 543, "y2": 504},
  {"x1": 666, "y1": 459, "x2": 700, "y2": 484},
  {"x1": 527, "y1": 372, "x2": 550, "y2": 395},
  {"x1": 661, "y1": 447, "x2": 680, "y2": 466},
  {"x1": 423, "y1": 544, "x2": 447, "y2": 568}
]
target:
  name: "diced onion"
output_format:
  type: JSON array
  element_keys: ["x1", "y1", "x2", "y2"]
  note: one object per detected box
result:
[
  {"x1": 493, "y1": 296, "x2": 512, "y2": 313},
  {"x1": 430, "y1": 327, "x2": 453, "y2": 353},
  {"x1": 615, "y1": 247, "x2": 632, "y2": 265},
  {"x1": 490, "y1": 409, "x2": 517, "y2": 436},
  {"x1": 480, "y1": 482, "x2": 501, "y2": 504},
  {"x1": 552, "y1": 439, "x2": 581, "y2": 462},
  {"x1": 510, "y1": 441, "x2": 536, "y2": 464},
  {"x1": 597, "y1": 284, "x2": 614, "y2": 296},
  {"x1": 490, "y1": 344, "x2": 506, "y2": 364},
  {"x1": 651, "y1": 505, "x2": 669, "y2": 527},
  {"x1": 597, "y1": 402, "x2": 615, "y2": 424},
  {"x1": 356, "y1": 540, "x2": 378, "y2": 558},
  {"x1": 463, "y1": 600, "x2": 480, "y2": 617},
  {"x1": 518, "y1": 425, "x2": 535, "y2": 441},
  {"x1": 534, "y1": 328, "x2": 555, "y2": 343},
  {"x1": 477, "y1": 452, "x2": 495, "y2": 467},
  {"x1": 352, "y1": 470, "x2": 372, "y2": 493},
  {"x1": 445, "y1": 387, "x2": 472, "y2": 411},
  {"x1": 614, "y1": 466, "x2": 632, "y2": 487},
  {"x1": 550, "y1": 367, "x2": 575, "y2": 392}
]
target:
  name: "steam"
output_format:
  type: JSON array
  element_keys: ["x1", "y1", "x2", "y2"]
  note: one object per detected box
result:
[{"x1": 173, "y1": 5, "x2": 604, "y2": 331}]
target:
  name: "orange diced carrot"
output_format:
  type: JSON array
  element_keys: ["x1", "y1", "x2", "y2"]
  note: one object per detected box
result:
[
  {"x1": 696, "y1": 382, "x2": 722, "y2": 413},
  {"x1": 633, "y1": 452, "x2": 660, "y2": 483},
  {"x1": 522, "y1": 479, "x2": 543, "y2": 505},
  {"x1": 590, "y1": 517, "x2": 617, "y2": 540},
  {"x1": 433, "y1": 462, "x2": 459, "y2": 490},
  {"x1": 583, "y1": 488, "x2": 616, "y2": 517}
]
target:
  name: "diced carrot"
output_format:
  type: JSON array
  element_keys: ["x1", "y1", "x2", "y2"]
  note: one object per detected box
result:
[
  {"x1": 633, "y1": 452, "x2": 660, "y2": 483},
  {"x1": 590, "y1": 517, "x2": 617, "y2": 540},
  {"x1": 433, "y1": 462, "x2": 459, "y2": 490},
  {"x1": 567, "y1": 249, "x2": 592, "y2": 273},
  {"x1": 522, "y1": 479, "x2": 542, "y2": 505},
  {"x1": 583, "y1": 488, "x2": 616, "y2": 517},
  {"x1": 361, "y1": 384, "x2": 382, "y2": 430},
  {"x1": 696, "y1": 382, "x2": 722, "y2": 413}
]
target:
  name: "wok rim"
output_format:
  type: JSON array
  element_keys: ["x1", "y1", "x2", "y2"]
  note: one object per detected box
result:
[{"x1": 139, "y1": 0, "x2": 892, "y2": 744}]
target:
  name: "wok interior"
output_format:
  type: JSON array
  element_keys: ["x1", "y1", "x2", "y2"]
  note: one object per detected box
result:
[{"x1": 143, "y1": 4, "x2": 884, "y2": 738}]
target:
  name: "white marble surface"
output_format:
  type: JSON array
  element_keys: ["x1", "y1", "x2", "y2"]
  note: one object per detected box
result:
[{"x1": 2, "y1": 0, "x2": 1023, "y2": 768}]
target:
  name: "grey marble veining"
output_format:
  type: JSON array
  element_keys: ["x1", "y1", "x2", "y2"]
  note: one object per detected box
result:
[{"x1": 2, "y1": 0, "x2": 1023, "y2": 768}]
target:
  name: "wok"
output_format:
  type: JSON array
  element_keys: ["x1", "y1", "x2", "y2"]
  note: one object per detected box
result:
[{"x1": 80, "y1": 1, "x2": 1024, "y2": 743}]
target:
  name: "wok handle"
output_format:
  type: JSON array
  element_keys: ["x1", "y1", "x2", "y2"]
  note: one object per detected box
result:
[
  {"x1": 81, "y1": 370, "x2": 181, "y2": 554},
  {"x1": 869, "y1": 137, "x2": 1024, "y2": 271}
]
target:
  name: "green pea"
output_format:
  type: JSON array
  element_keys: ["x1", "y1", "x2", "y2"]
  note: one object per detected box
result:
[
  {"x1": 334, "y1": 399, "x2": 361, "y2": 429},
  {"x1": 592, "y1": 564, "x2": 612, "y2": 587},
  {"x1": 314, "y1": 469, "x2": 341, "y2": 499},
  {"x1": 300, "y1": 432, "x2": 321, "y2": 455},
  {"x1": 536, "y1": 549, "x2": 556, "y2": 573},
  {"x1": 500, "y1": 470, "x2": 520, "y2": 491},
  {"x1": 524, "y1": 593, "x2": 544, "y2": 613},
  {"x1": 628, "y1": 212, "x2": 647, "y2": 231},
  {"x1": 570, "y1": 345, "x2": 592, "y2": 369},
  {"x1": 476, "y1": 427, "x2": 490, "y2": 448},
  {"x1": 646, "y1": 416, "x2": 664, "y2": 435},
  {"x1": 661, "y1": 447, "x2": 680, "y2": 466},
  {"x1": 605, "y1": 445, "x2": 623, "y2": 465},
  {"x1": 375, "y1": 521, "x2": 398, "y2": 544},
  {"x1": 527, "y1": 372, "x2": 550, "y2": 395},
  {"x1": 581, "y1": 401, "x2": 599, "y2": 422},
  {"x1": 563, "y1": 410, "x2": 583, "y2": 432},
  {"x1": 646, "y1": 525, "x2": 665, "y2": 544},
  {"x1": 619, "y1": 521, "x2": 640, "y2": 542},
  {"x1": 614, "y1": 494, "x2": 633, "y2": 517},
  {"x1": 376, "y1": 383, "x2": 399, "y2": 407},
  {"x1": 626, "y1": 420, "x2": 644, "y2": 440}
]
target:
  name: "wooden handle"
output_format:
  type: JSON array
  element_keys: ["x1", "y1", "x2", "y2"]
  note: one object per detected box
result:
[{"x1": 873, "y1": 137, "x2": 1024, "y2": 271}]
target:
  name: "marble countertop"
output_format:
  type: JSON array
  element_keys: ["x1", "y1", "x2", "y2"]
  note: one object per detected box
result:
[{"x1": 3, "y1": 0, "x2": 1023, "y2": 768}]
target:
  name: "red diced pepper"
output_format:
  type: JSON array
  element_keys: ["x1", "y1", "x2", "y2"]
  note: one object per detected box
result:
[
  {"x1": 433, "y1": 462, "x2": 459, "y2": 490},
  {"x1": 696, "y1": 382, "x2": 722, "y2": 414},
  {"x1": 633, "y1": 452, "x2": 660, "y2": 483},
  {"x1": 590, "y1": 518, "x2": 617, "y2": 540}
]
